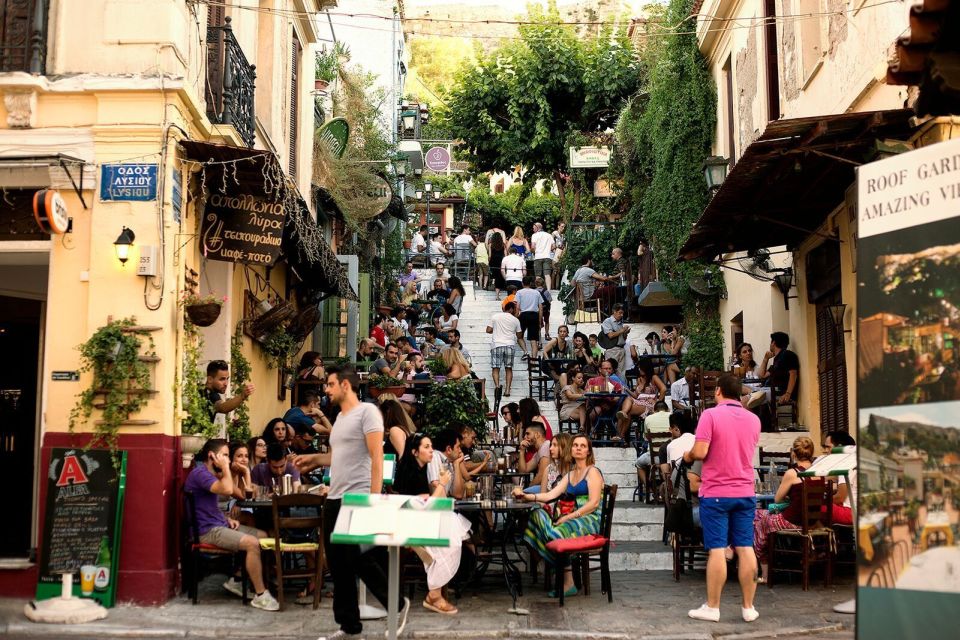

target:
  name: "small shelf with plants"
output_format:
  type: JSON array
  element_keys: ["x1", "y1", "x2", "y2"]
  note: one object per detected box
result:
[{"x1": 69, "y1": 317, "x2": 157, "y2": 456}]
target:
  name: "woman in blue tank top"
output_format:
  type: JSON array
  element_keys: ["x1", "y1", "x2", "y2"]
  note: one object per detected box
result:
[{"x1": 515, "y1": 434, "x2": 604, "y2": 597}]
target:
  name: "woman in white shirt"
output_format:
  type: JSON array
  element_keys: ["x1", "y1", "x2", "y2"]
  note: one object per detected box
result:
[{"x1": 435, "y1": 303, "x2": 459, "y2": 342}]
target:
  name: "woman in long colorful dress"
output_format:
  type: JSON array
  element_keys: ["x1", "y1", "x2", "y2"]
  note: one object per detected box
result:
[
  {"x1": 515, "y1": 434, "x2": 604, "y2": 597},
  {"x1": 753, "y1": 436, "x2": 816, "y2": 582}
]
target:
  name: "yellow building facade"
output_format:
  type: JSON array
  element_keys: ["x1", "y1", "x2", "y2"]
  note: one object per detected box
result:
[{"x1": 0, "y1": 0, "x2": 345, "y2": 603}]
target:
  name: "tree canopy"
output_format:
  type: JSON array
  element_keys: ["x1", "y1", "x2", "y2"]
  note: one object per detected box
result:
[{"x1": 438, "y1": 2, "x2": 642, "y2": 217}]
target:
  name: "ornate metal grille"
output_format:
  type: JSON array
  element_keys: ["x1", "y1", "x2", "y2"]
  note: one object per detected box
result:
[
  {"x1": 206, "y1": 17, "x2": 256, "y2": 148},
  {"x1": 0, "y1": 0, "x2": 48, "y2": 74}
]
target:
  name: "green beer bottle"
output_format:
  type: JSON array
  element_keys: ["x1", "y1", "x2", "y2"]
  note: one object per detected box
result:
[{"x1": 94, "y1": 536, "x2": 111, "y2": 592}]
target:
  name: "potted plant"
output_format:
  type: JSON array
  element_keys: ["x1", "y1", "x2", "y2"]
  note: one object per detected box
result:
[
  {"x1": 261, "y1": 327, "x2": 300, "y2": 371},
  {"x1": 368, "y1": 374, "x2": 406, "y2": 399},
  {"x1": 180, "y1": 320, "x2": 219, "y2": 462},
  {"x1": 182, "y1": 291, "x2": 227, "y2": 327},
  {"x1": 69, "y1": 317, "x2": 155, "y2": 461},
  {"x1": 423, "y1": 378, "x2": 487, "y2": 440},
  {"x1": 426, "y1": 358, "x2": 449, "y2": 381},
  {"x1": 314, "y1": 46, "x2": 339, "y2": 91}
]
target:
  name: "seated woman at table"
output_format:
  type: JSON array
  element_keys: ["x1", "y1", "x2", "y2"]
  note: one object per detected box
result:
[
  {"x1": 571, "y1": 331, "x2": 597, "y2": 374},
  {"x1": 542, "y1": 325, "x2": 572, "y2": 385},
  {"x1": 500, "y1": 402, "x2": 523, "y2": 442},
  {"x1": 515, "y1": 434, "x2": 604, "y2": 597},
  {"x1": 435, "y1": 304, "x2": 459, "y2": 343},
  {"x1": 261, "y1": 417, "x2": 291, "y2": 451},
  {"x1": 541, "y1": 433, "x2": 574, "y2": 493},
  {"x1": 380, "y1": 398, "x2": 416, "y2": 458},
  {"x1": 559, "y1": 369, "x2": 588, "y2": 433},
  {"x1": 394, "y1": 433, "x2": 471, "y2": 615},
  {"x1": 823, "y1": 432, "x2": 855, "y2": 525},
  {"x1": 660, "y1": 326, "x2": 684, "y2": 383},
  {"x1": 246, "y1": 436, "x2": 267, "y2": 467},
  {"x1": 732, "y1": 342, "x2": 760, "y2": 378},
  {"x1": 226, "y1": 441, "x2": 255, "y2": 526},
  {"x1": 441, "y1": 347, "x2": 472, "y2": 382},
  {"x1": 615, "y1": 362, "x2": 667, "y2": 440},
  {"x1": 753, "y1": 436, "x2": 816, "y2": 581}
]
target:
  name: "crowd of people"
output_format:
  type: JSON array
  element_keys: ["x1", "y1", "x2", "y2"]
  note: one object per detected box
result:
[{"x1": 181, "y1": 218, "x2": 834, "y2": 635}]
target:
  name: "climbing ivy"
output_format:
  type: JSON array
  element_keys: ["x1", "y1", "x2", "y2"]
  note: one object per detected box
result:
[{"x1": 610, "y1": 0, "x2": 724, "y2": 370}]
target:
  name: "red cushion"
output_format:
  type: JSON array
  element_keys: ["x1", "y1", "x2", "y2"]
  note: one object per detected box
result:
[
  {"x1": 546, "y1": 534, "x2": 608, "y2": 554},
  {"x1": 193, "y1": 542, "x2": 230, "y2": 553}
]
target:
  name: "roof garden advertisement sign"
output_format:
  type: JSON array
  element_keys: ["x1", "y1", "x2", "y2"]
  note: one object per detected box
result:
[
  {"x1": 569, "y1": 146, "x2": 610, "y2": 168},
  {"x1": 855, "y1": 136, "x2": 960, "y2": 640}
]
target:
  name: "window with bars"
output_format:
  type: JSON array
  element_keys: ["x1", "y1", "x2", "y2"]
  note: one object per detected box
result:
[
  {"x1": 0, "y1": 0, "x2": 48, "y2": 74},
  {"x1": 289, "y1": 31, "x2": 301, "y2": 177}
]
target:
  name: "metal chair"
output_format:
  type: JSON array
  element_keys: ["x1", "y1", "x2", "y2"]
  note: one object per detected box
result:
[{"x1": 449, "y1": 244, "x2": 475, "y2": 281}]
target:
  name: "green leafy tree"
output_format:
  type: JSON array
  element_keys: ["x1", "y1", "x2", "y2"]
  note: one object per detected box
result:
[
  {"x1": 439, "y1": 2, "x2": 641, "y2": 219},
  {"x1": 610, "y1": 0, "x2": 723, "y2": 369}
]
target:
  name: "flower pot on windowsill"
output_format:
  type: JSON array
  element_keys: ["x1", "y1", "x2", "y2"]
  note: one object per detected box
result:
[
  {"x1": 180, "y1": 434, "x2": 207, "y2": 468},
  {"x1": 185, "y1": 303, "x2": 222, "y2": 327},
  {"x1": 315, "y1": 79, "x2": 330, "y2": 92}
]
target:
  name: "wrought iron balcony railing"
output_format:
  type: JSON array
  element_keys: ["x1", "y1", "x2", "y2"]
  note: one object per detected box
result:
[
  {"x1": 206, "y1": 17, "x2": 256, "y2": 148},
  {"x1": 0, "y1": 0, "x2": 49, "y2": 74}
]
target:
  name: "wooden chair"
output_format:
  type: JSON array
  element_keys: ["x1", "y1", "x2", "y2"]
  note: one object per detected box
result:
[
  {"x1": 665, "y1": 467, "x2": 707, "y2": 580},
  {"x1": 567, "y1": 281, "x2": 604, "y2": 324},
  {"x1": 645, "y1": 433, "x2": 674, "y2": 504},
  {"x1": 527, "y1": 357, "x2": 552, "y2": 401},
  {"x1": 692, "y1": 370, "x2": 722, "y2": 421},
  {"x1": 261, "y1": 493, "x2": 325, "y2": 610},
  {"x1": 182, "y1": 491, "x2": 246, "y2": 604},
  {"x1": 768, "y1": 477, "x2": 836, "y2": 591},
  {"x1": 546, "y1": 484, "x2": 618, "y2": 607}
]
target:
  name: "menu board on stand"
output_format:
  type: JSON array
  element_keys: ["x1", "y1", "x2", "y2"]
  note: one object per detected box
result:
[{"x1": 35, "y1": 449, "x2": 127, "y2": 608}]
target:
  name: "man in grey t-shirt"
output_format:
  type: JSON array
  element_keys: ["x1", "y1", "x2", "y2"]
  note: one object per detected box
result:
[{"x1": 295, "y1": 364, "x2": 406, "y2": 638}]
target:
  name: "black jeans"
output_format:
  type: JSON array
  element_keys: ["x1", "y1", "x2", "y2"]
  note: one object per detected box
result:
[{"x1": 322, "y1": 498, "x2": 401, "y2": 634}]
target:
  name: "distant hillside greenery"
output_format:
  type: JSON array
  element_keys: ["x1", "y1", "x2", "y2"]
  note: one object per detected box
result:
[{"x1": 862, "y1": 413, "x2": 960, "y2": 462}]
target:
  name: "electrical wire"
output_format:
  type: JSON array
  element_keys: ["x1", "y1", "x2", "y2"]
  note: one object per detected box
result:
[{"x1": 187, "y1": 0, "x2": 904, "y2": 42}]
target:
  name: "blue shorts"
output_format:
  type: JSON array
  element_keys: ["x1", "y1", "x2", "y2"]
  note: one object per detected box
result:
[{"x1": 698, "y1": 497, "x2": 755, "y2": 550}]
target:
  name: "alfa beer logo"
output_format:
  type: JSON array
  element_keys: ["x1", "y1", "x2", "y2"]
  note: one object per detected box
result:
[{"x1": 49, "y1": 450, "x2": 98, "y2": 498}]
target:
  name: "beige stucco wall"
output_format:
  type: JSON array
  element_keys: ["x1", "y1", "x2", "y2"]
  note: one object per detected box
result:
[
  {"x1": 696, "y1": 0, "x2": 914, "y2": 442},
  {"x1": 1, "y1": 0, "x2": 323, "y2": 442}
]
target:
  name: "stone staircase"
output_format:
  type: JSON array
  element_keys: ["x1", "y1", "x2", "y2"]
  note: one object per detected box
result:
[{"x1": 456, "y1": 281, "x2": 672, "y2": 571}]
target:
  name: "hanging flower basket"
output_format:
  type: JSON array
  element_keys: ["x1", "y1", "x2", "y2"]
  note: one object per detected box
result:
[{"x1": 185, "y1": 303, "x2": 222, "y2": 327}]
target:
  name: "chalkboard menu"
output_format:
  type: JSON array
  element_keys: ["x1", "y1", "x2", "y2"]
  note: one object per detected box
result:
[
  {"x1": 200, "y1": 192, "x2": 287, "y2": 265},
  {"x1": 36, "y1": 448, "x2": 127, "y2": 607}
]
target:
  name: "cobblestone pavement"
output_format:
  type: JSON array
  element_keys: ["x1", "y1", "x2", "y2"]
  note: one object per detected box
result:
[{"x1": 0, "y1": 570, "x2": 855, "y2": 639}]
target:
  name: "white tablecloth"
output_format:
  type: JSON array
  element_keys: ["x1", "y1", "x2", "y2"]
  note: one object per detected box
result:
[{"x1": 896, "y1": 546, "x2": 960, "y2": 593}]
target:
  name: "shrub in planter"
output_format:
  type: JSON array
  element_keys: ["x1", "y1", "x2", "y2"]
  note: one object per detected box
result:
[
  {"x1": 368, "y1": 374, "x2": 406, "y2": 398},
  {"x1": 423, "y1": 378, "x2": 487, "y2": 440}
]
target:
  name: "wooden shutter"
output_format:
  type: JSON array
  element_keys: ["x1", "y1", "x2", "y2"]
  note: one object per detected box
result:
[
  {"x1": 206, "y1": 4, "x2": 226, "y2": 116},
  {"x1": 817, "y1": 305, "x2": 848, "y2": 438},
  {"x1": 763, "y1": 0, "x2": 780, "y2": 120},
  {"x1": 289, "y1": 31, "x2": 301, "y2": 176}
]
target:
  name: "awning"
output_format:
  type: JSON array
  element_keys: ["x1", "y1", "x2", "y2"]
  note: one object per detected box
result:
[
  {"x1": 179, "y1": 140, "x2": 356, "y2": 301},
  {"x1": 0, "y1": 154, "x2": 90, "y2": 208},
  {"x1": 679, "y1": 109, "x2": 916, "y2": 261}
]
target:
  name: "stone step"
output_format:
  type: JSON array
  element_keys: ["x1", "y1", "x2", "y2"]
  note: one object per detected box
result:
[
  {"x1": 612, "y1": 522, "x2": 664, "y2": 542},
  {"x1": 612, "y1": 501, "x2": 665, "y2": 524},
  {"x1": 608, "y1": 541, "x2": 673, "y2": 571}
]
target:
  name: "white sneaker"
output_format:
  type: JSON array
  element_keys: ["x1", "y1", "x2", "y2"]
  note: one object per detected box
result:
[
  {"x1": 742, "y1": 606, "x2": 760, "y2": 622},
  {"x1": 384, "y1": 597, "x2": 410, "y2": 638},
  {"x1": 318, "y1": 632, "x2": 364, "y2": 640},
  {"x1": 250, "y1": 590, "x2": 280, "y2": 612},
  {"x1": 222, "y1": 577, "x2": 244, "y2": 598},
  {"x1": 688, "y1": 604, "x2": 720, "y2": 622}
]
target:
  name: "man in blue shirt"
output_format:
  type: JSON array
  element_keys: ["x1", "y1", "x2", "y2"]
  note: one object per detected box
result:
[{"x1": 283, "y1": 390, "x2": 331, "y2": 437}]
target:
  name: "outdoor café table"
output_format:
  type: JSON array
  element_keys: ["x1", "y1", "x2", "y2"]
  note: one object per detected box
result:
[
  {"x1": 896, "y1": 545, "x2": 960, "y2": 592},
  {"x1": 454, "y1": 499, "x2": 536, "y2": 613},
  {"x1": 756, "y1": 493, "x2": 776, "y2": 509},
  {"x1": 332, "y1": 493, "x2": 457, "y2": 640},
  {"x1": 584, "y1": 392, "x2": 627, "y2": 441},
  {"x1": 858, "y1": 511, "x2": 890, "y2": 562},
  {"x1": 920, "y1": 511, "x2": 954, "y2": 550}
]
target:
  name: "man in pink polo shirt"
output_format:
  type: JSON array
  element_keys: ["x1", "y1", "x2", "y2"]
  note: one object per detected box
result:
[{"x1": 683, "y1": 373, "x2": 760, "y2": 623}]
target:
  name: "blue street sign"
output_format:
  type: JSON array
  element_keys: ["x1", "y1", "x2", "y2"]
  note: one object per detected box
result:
[{"x1": 99, "y1": 164, "x2": 159, "y2": 201}]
